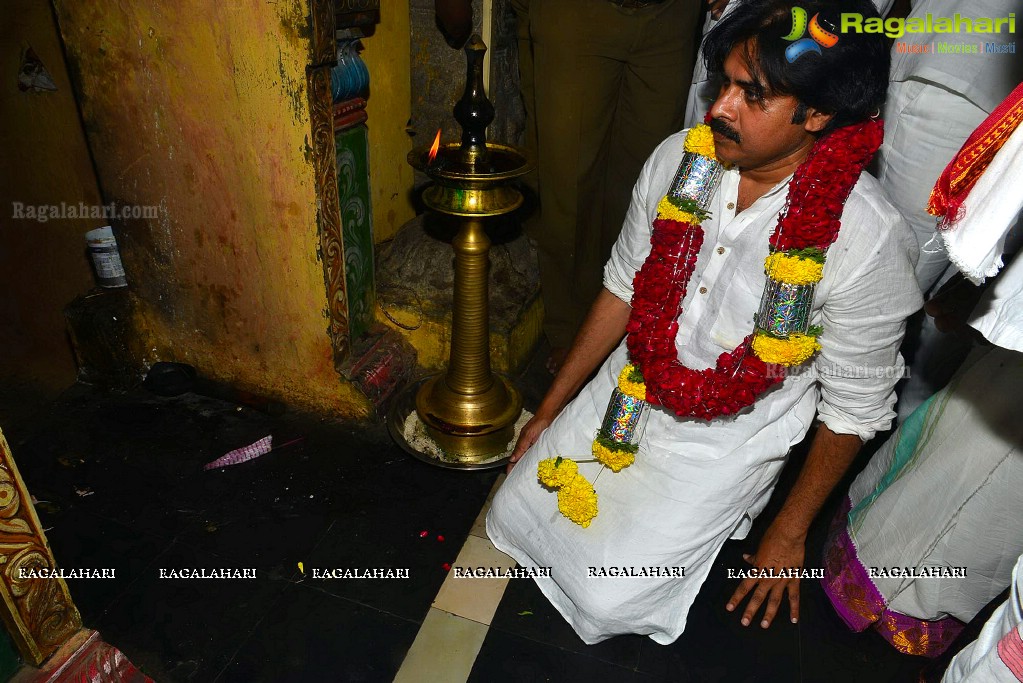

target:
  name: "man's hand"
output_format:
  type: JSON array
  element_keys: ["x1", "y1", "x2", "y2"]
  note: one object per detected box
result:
[
  {"x1": 726, "y1": 525, "x2": 805, "y2": 628},
  {"x1": 924, "y1": 274, "x2": 987, "y2": 335},
  {"x1": 724, "y1": 425, "x2": 860, "y2": 628},
  {"x1": 505, "y1": 288, "x2": 632, "y2": 474},
  {"x1": 506, "y1": 412, "x2": 554, "y2": 474}
]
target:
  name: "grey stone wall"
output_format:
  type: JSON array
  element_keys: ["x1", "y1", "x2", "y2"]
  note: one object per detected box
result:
[
  {"x1": 408, "y1": 0, "x2": 525, "y2": 173},
  {"x1": 487, "y1": 0, "x2": 525, "y2": 146}
]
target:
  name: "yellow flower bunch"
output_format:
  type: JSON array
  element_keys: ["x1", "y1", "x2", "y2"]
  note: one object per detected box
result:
[
  {"x1": 556, "y1": 474, "x2": 599, "y2": 528},
  {"x1": 764, "y1": 252, "x2": 824, "y2": 285},
  {"x1": 537, "y1": 457, "x2": 579, "y2": 489},
  {"x1": 537, "y1": 457, "x2": 600, "y2": 527},
  {"x1": 655, "y1": 197, "x2": 700, "y2": 225},
  {"x1": 683, "y1": 123, "x2": 716, "y2": 158},
  {"x1": 592, "y1": 440, "x2": 636, "y2": 473},
  {"x1": 752, "y1": 332, "x2": 821, "y2": 366},
  {"x1": 616, "y1": 364, "x2": 647, "y2": 400}
]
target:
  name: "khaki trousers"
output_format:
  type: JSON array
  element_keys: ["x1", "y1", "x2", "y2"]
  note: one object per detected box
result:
[{"x1": 512, "y1": 0, "x2": 699, "y2": 347}]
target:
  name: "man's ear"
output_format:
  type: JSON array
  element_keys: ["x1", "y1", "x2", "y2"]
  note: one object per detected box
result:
[{"x1": 803, "y1": 107, "x2": 833, "y2": 134}]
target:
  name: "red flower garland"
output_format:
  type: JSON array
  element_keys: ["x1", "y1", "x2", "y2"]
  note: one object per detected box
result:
[{"x1": 625, "y1": 119, "x2": 884, "y2": 420}]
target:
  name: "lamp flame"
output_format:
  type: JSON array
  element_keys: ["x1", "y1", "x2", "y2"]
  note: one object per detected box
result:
[{"x1": 428, "y1": 129, "x2": 442, "y2": 165}]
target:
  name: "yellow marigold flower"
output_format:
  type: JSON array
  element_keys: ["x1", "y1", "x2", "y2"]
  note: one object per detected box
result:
[
  {"x1": 764, "y1": 252, "x2": 825, "y2": 285},
  {"x1": 557, "y1": 474, "x2": 599, "y2": 527},
  {"x1": 616, "y1": 364, "x2": 647, "y2": 400},
  {"x1": 537, "y1": 457, "x2": 578, "y2": 489},
  {"x1": 592, "y1": 440, "x2": 636, "y2": 473},
  {"x1": 656, "y1": 197, "x2": 699, "y2": 225},
  {"x1": 752, "y1": 332, "x2": 821, "y2": 366},
  {"x1": 683, "y1": 123, "x2": 716, "y2": 158}
]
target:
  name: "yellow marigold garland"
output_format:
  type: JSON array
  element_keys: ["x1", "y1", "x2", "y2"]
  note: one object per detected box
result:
[
  {"x1": 556, "y1": 474, "x2": 599, "y2": 527},
  {"x1": 751, "y1": 332, "x2": 821, "y2": 366},
  {"x1": 537, "y1": 457, "x2": 579, "y2": 489},
  {"x1": 656, "y1": 197, "x2": 700, "y2": 226},
  {"x1": 683, "y1": 123, "x2": 715, "y2": 157},
  {"x1": 536, "y1": 362, "x2": 649, "y2": 526},
  {"x1": 764, "y1": 252, "x2": 824, "y2": 285},
  {"x1": 592, "y1": 440, "x2": 636, "y2": 473},
  {"x1": 616, "y1": 364, "x2": 647, "y2": 400}
]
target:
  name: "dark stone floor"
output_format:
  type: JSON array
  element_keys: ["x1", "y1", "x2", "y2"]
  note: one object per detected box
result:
[
  {"x1": 5, "y1": 385, "x2": 498, "y2": 682},
  {"x1": 1, "y1": 349, "x2": 938, "y2": 682}
]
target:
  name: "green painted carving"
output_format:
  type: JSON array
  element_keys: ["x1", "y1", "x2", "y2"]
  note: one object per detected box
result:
[{"x1": 335, "y1": 124, "x2": 375, "y2": 339}]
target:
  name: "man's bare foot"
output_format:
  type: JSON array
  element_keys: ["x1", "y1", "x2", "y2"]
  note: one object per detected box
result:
[{"x1": 546, "y1": 347, "x2": 569, "y2": 375}]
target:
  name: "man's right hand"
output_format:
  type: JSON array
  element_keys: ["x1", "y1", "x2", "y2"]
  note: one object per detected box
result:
[
  {"x1": 507, "y1": 412, "x2": 554, "y2": 474},
  {"x1": 924, "y1": 274, "x2": 988, "y2": 335},
  {"x1": 505, "y1": 288, "x2": 633, "y2": 474}
]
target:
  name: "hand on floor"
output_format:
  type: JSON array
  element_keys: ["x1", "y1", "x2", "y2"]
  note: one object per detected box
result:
[{"x1": 725, "y1": 526, "x2": 805, "y2": 629}]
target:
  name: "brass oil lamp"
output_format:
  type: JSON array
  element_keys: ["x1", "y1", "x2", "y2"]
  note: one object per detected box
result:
[{"x1": 404, "y1": 35, "x2": 531, "y2": 465}]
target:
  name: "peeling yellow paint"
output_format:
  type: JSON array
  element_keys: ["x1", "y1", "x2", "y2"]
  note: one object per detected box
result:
[
  {"x1": 51, "y1": 0, "x2": 371, "y2": 417},
  {"x1": 361, "y1": 0, "x2": 416, "y2": 242},
  {"x1": 374, "y1": 294, "x2": 543, "y2": 375}
]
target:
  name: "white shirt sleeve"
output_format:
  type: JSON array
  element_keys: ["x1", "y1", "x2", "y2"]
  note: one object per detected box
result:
[
  {"x1": 943, "y1": 553, "x2": 1023, "y2": 682},
  {"x1": 814, "y1": 198, "x2": 923, "y2": 440}
]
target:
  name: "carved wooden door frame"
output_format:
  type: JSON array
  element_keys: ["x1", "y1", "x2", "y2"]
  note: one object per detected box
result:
[
  {"x1": 0, "y1": 429, "x2": 82, "y2": 666},
  {"x1": 309, "y1": 0, "x2": 353, "y2": 371}
]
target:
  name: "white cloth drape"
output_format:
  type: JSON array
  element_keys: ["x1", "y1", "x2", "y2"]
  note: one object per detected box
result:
[
  {"x1": 939, "y1": 124, "x2": 1023, "y2": 353},
  {"x1": 844, "y1": 345, "x2": 1023, "y2": 624}
]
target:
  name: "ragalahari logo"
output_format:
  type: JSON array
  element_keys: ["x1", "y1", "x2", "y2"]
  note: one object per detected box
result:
[{"x1": 782, "y1": 7, "x2": 840, "y2": 62}]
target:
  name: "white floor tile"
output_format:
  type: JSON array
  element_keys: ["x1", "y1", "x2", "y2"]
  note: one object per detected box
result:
[
  {"x1": 432, "y1": 535, "x2": 515, "y2": 625},
  {"x1": 392, "y1": 608, "x2": 489, "y2": 683}
]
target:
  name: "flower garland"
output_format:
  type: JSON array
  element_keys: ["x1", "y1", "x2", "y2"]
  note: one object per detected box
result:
[
  {"x1": 538, "y1": 456, "x2": 599, "y2": 527},
  {"x1": 626, "y1": 119, "x2": 884, "y2": 419},
  {"x1": 538, "y1": 365, "x2": 647, "y2": 527},
  {"x1": 538, "y1": 119, "x2": 884, "y2": 527}
]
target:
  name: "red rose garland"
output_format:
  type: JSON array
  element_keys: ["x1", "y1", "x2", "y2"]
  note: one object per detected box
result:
[{"x1": 625, "y1": 119, "x2": 884, "y2": 420}]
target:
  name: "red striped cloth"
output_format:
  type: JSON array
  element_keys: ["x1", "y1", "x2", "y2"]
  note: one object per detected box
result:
[
  {"x1": 928, "y1": 82, "x2": 1023, "y2": 229},
  {"x1": 998, "y1": 625, "x2": 1023, "y2": 681}
]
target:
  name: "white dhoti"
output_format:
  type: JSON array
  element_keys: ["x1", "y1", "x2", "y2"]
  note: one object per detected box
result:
[{"x1": 487, "y1": 344, "x2": 806, "y2": 644}]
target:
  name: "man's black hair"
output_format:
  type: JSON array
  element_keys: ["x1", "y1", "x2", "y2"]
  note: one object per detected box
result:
[{"x1": 703, "y1": 0, "x2": 889, "y2": 132}]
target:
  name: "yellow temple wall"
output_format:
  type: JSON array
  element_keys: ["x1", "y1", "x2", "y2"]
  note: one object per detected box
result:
[
  {"x1": 51, "y1": 0, "x2": 371, "y2": 416},
  {"x1": 362, "y1": 0, "x2": 416, "y2": 243}
]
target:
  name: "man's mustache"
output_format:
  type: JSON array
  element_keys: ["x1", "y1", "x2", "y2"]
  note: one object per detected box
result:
[{"x1": 709, "y1": 118, "x2": 741, "y2": 144}]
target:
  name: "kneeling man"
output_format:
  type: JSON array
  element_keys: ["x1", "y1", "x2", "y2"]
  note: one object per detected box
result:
[{"x1": 487, "y1": 0, "x2": 921, "y2": 645}]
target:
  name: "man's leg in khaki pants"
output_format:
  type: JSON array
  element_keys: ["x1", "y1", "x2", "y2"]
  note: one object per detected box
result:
[
  {"x1": 586, "y1": 0, "x2": 698, "y2": 288},
  {"x1": 519, "y1": 0, "x2": 699, "y2": 363}
]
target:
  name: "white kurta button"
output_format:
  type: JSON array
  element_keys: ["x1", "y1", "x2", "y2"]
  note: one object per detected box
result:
[
  {"x1": 699, "y1": 286, "x2": 708, "y2": 294},
  {"x1": 717, "y1": 247, "x2": 725, "y2": 255},
  {"x1": 727, "y1": 202, "x2": 735, "y2": 210}
]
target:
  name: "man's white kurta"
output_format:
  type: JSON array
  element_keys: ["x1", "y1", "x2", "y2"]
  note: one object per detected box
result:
[{"x1": 486, "y1": 129, "x2": 922, "y2": 645}]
